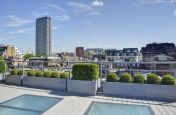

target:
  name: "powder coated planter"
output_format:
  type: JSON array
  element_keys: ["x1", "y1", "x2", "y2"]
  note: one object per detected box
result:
[
  {"x1": 0, "y1": 74, "x2": 3, "y2": 83},
  {"x1": 67, "y1": 79, "x2": 98, "y2": 96},
  {"x1": 23, "y1": 76, "x2": 66, "y2": 90},
  {"x1": 5, "y1": 75, "x2": 21, "y2": 85},
  {"x1": 103, "y1": 82, "x2": 176, "y2": 101}
]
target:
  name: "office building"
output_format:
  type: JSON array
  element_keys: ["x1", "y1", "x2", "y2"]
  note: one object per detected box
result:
[
  {"x1": 36, "y1": 17, "x2": 52, "y2": 56},
  {"x1": 141, "y1": 43, "x2": 176, "y2": 62},
  {"x1": 105, "y1": 48, "x2": 142, "y2": 62},
  {"x1": 0, "y1": 45, "x2": 16, "y2": 58},
  {"x1": 76, "y1": 47, "x2": 84, "y2": 59}
]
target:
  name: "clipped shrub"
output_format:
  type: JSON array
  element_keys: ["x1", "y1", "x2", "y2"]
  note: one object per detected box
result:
[
  {"x1": 147, "y1": 74, "x2": 160, "y2": 84},
  {"x1": 60, "y1": 72, "x2": 69, "y2": 79},
  {"x1": 27, "y1": 70, "x2": 35, "y2": 76},
  {"x1": 0, "y1": 58, "x2": 8, "y2": 73},
  {"x1": 43, "y1": 71, "x2": 51, "y2": 77},
  {"x1": 50, "y1": 71, "x2": 60, "y2": 78},
  {"x1": 120, "y1": 73, "x2": 132, "y2": 83},
  {"x1": 107, "y1": 72, "x2": 118, "y2": 82},
  {"x1": 134, "y1": 74, "x2": 145, "y2": 84},
  {"x1": 17, "y1": 70, "x2": 26, "y2": 75},
  {"x1": 10, "y1": 69, "x2": 18, "y2": 75},
  {"x1": 72, "y1": 64, "x2": 99, "y2": 81},
  {"x1": 35, "y1": 70, "x2": 43, "y2": 77},
  {"x1": 161, "y1": 75, "x2": 175, "y2": 85}
]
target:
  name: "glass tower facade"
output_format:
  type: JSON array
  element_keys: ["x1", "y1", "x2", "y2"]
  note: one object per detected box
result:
[{"x1": 36, "y1": 17, "x2": 52, "y2": 56}]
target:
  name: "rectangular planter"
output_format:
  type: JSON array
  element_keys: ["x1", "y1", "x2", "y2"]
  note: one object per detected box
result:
[
  {"x1": 23, "y1": 76, "x2": 66, "y2": 91},
  {"x1": 103, "y1": 82, "x2": 176, "y2": 101},
  {"x1": 5, "y1": 75, "x2": 21, "y2": 85},
  {"x1": 67, "y1": 79, "x2": 98, "y2": 96}
]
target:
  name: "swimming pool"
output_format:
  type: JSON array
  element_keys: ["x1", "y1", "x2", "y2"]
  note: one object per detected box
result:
[
  {"x1": 0, "y1": 94, "x2": 62, "y2": 115},
  {"x1": 85, "y1": 102, "x2": 154, "y2": 115}
]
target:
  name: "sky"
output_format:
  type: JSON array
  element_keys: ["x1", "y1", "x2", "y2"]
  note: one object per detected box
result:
[{"x1": 0, "y1": 0, "x2": 176, "y2": 54}]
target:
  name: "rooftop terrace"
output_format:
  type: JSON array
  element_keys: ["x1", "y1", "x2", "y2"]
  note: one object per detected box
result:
[{"x1": 0, "y1": 84, "x2": 175, "y2": 115}]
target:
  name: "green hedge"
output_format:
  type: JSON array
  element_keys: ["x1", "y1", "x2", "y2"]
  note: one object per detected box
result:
[
  {"x1": 50, "y1": 71, "x2": 60, "y2": 78},
  {"x1": 27, "y1": 70, "x2": 35, "y2": 76},
  {"x1": 120, "y1": 73, "x2": 132, "y2": 83},
  {"x1": 17, "y1": 70, "x2": 26, "y2": 75},
  {"x1": 161, "y1": 75, "x2": 175, "y2": 85},
  {"x1": 147, "y1": 74, "x2": 160, "y2": 84},
  {"x1": 10, "y1": 69, "x2": 18, "y2": 75},
  {"x1": 43, "y1": 71, "x2": 51, "y2": 77},
  {"x1": 35, "y1": 70, "x2": 43, "y2": 77},
  {"x1": 134, "y1": 74, "x2": 145, "y2": 84},
  {"x1": 72, "y1": 64, "x2": 99, "y2": 81},
  {"x1": 60, "y1": 72, "x2": 69, "y2": 79},
  {"x1": 0, "y1": 57, "x2": 8, "y2": 73},
  {"x1": 107, "y1": 72, "x2": 118, "y2": 82}
]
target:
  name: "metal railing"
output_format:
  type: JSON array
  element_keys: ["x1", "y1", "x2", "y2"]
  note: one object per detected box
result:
[{"x1": 1, "y1": 60, "x2": 176, "y2": 86}]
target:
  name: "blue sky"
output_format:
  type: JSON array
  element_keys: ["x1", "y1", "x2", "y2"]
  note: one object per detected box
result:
[{"x1": 0, "y1": 0, "x2": 176, "y2": 53}]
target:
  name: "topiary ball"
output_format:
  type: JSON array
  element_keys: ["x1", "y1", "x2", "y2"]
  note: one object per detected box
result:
[
  {"x1": 50, "y1": 71, "x2": 60, "y2": 78},
  {"x1": 27, "y1": 70, "x2": 35, "y2": 77},
  {"x1": 35, "y1": 70, "x2": 43, "y2": 77},
  {"x1": 107, "y1": 72, "x2": 118, "y2": 82},
  {"x1": 43, "y1": 71, "x2": 51, "y2": 77},
  {"x1": 134, "y1": 74, "x2": 145, "y2": 84},
  {"x1": 161, "y1": 75, "x2": 175, "y2": 85},
  {"x1": 147, "y1": 74, "x2": 160, "y2": 84},
  {"x1": 60, "y1": 72, "x2": 69, "y2": 79},
  {"x1": 120, "y1": 73, "x2": 132, "y2": 83}
]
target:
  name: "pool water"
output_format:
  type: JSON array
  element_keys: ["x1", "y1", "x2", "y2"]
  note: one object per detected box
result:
[
  {"x1": 85, "y1": 102, "x2": 154, "y2": 115},
  {"x1": 0, "y1": 94, "x2": 62, "y2": 115}
]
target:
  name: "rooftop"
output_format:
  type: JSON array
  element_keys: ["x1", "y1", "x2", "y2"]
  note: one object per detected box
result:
[{"x1": 0, "y1": 84, "x2": 175, "y2": 115}]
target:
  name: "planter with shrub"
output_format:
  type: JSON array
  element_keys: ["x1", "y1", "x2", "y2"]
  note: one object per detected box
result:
[
  {"x1": 0, "y1": 57, "x2": 8, "y2": 83},
  {"x1": 5, "y1": 69, "x2": 21, "y2": 85},
  {"x1": 23, "y1": 70, "x2": 66, "y2": 90},
  {"x1": 103, "y1": 73, "x2": 176, "y2": 101},
  {"x1": 67, "y1": 64, "x2": 99, "y2": 95}
]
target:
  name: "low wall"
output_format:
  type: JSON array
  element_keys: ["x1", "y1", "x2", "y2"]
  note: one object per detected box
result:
[
  {"x1": 103, "y1": 82, "x2": 176, "y2": 101},
  {"x1": 67, "y1": 79, "x2": 97, "y2": 96},
  {"x1": 23, "y1": 76, "x2": 66, "y2": 90}
]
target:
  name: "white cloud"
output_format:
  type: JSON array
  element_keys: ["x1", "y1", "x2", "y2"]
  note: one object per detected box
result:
[
  {"x1": 52, "y1": 26, "x2": 58, "y2": 30},
  {"x1": 88, "y1": 12, "x2": 101, "y2": 16},
  {"x1": 138, "y1": 0, "x2": 176, "y2": 16},
  {"x1": 32, "y1": 12, "x2": 50, "y2": 17},
  {"x1": 0, "y1": 15, "x2": 33, "y2": 27},
  {"x1": 68, "y1": 2, "x2": 101, "y2": 15},
  {"x1": 55, "y1": 15, "x2": 70, "y2": 21},
  {"x1": 174, "y1": 9, "x2": 176, "y2": 16},
  {"x1": 33, "y1": 3, "x2": 67, "y2": 18},
  {"x1": 45, "y1": 3, "x2": 66, "y2": 13},
  {"x1": 68, "y1": 2, "x2": 94, "y2": 13},
  {"x1": 9, "y1": 28, "x2": 34, "y2": 35},
  {"x1": 91, "y1": 0, "x2": 104, "y2": 7},
  {"x1": 139, "y1": 0, "x2": 170, "y2": 4}
]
